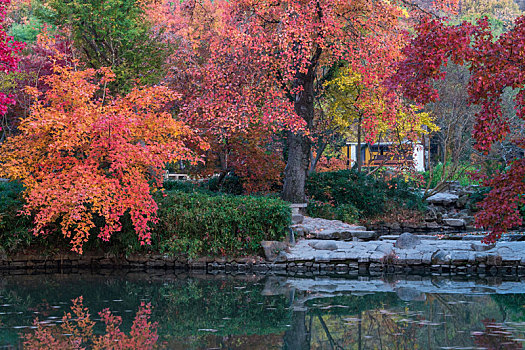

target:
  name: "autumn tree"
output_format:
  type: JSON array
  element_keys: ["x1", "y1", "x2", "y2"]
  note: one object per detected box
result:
[
  {"x1": 393, "y1": 14, "x2": 525, "y2": 242},
  {"x1": 149, "y1": 0, "x2": 302, "y2": 193},
  {"x1": 0, "y1": 29, "x2": 74, "y2": 141},
  {"x1": 0, "y1": 0, "x2": 23, "y2": 126},
  {"x1": 157, "y1": 0, "x2": 455, "y2": 202},
  {"x1": 322, "y1": 66, "x2": 437, "y2": 174},
  {"x1": 0, "y1": 65, "x2": 204, "y2": 253}
]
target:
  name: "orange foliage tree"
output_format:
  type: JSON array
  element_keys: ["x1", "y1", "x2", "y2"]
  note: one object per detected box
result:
[{"x1": 0, "y1": 65, "x2": 204, "y2": 253}]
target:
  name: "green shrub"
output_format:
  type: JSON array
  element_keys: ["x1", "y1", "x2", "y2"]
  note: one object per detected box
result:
[
  {"x1": 155, "y1": 191, "x2": 291, "y2": 258},
  {"x1": 0, "y1": 181, "x2": 34, "y2": 252},
  {"x1": 421, "y1": 162, "x2": 480, "y2": 189},
  {"x1": 163, "y1": 174, "x2": 244, "y2": 195},
  {"x1": 0, "y1": 182, "x2": 291, "y2": 258},
  {"x1": 306, "y1": 200, "x2": 360, "y2": 224},
  {"x1": 205, "y1": 174, "x2": 244, "y2": 195},
  {"x1": 307, "y1": 170, "x2": 386, "y2": 217},
  {"x1": 162, "y1": 180, "x2": 204, "y2": 194},
  {"x1": 306, "y1": 170, "x2": 424, "y2": 220}
]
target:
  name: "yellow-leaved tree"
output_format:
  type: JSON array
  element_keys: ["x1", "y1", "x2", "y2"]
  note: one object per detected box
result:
[{"x1": 322, "y1": 65, "x2": 438, "y2": 173}]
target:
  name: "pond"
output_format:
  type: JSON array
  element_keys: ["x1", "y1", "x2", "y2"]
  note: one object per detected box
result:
[{"x1": 1, "y1": 272, "x2": 525, "y2": 349}]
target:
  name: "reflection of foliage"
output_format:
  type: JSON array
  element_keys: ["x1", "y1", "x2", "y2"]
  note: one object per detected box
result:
[
  {"x1": 472, "y1": 319, "x2": 522, "y2": 350},
  {"x1": 24, "y1": 296, "x2": 159, "y2": 349},
  {"x1": 159, "y1": 278, "x2": 291, "y2": 338},
  {"x1": 0, "y1": 275, "x2": 291, "y2": 347},
  {"x1": 492, "y1": 294, "x2": 525, "y2": 322}
]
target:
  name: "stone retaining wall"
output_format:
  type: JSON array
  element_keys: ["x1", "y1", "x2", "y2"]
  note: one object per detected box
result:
[{"x1": 2, "y1": 248, "x2": 525, "y2": 277}]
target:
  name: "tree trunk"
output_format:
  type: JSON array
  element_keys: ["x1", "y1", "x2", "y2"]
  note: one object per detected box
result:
[
  {"x1": 357, "y1": 116, "x2": 362, "y2": 172},
  {"x1": 282, "y1": 49, "x2": 319, "y2": 203},
  {"x1": 308, "y1": 141, "x2": 327, "y2": 174},
  {"x1": 284, "y1": 310, "x2": 310, "y2": 350},
  {"x1": 282, "y1": 131, "x2": 310, "y2": 203}
]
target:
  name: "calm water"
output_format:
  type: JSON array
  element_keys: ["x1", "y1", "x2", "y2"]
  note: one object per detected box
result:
[{"x1": 1, "y1": 272, "x2": 525, "y2": 349}]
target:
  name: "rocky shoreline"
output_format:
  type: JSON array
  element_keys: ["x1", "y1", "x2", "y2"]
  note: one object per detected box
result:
[{"x1": 1, "y1": 232, "x2": 525, "y2": 276}]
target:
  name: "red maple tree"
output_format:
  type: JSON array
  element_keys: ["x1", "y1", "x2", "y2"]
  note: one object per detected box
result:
[
  {"x1": 393, "y1": 15, "x2": 525, "y2": 242},
  {"x1": 0, "y1": 0, "x2": 23, "y2": 121},
  {"x1": 153, "y1": 0, "x2": 455, "y2": 200}
]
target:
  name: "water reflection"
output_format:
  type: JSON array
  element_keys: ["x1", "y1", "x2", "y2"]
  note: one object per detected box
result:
[{"x1": 0, "y1": 273, "x2": 525, "y2": 349}]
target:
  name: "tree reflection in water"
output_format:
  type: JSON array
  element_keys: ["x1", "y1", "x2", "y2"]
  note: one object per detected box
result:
[
  {"x1": 282, "y1": 290, "x2": 525, "y2": 349},
  {"x1": 23, "y1": 296, "x2": 159, "y2": 350},
  {"x1": 4, "y1": 275, "x2": 525, "y2": 349}
]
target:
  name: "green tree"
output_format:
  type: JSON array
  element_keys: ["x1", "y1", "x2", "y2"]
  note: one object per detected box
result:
[{"x1": 41, "y1": 0, "x2": 168, "y2": 93}]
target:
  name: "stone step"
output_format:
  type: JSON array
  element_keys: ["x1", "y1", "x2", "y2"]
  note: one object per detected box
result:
[{"x1": 380, "y1": 234, "x2": 438, "y2": 241}]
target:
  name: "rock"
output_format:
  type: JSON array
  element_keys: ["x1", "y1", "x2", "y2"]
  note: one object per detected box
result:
[
  {"x1": 443, "y1": 218, "x2": 466, "y2": 227},
  {"x1": 313, "y1": 228, "x2": 353, "y2": 240},
  {"x1": 351, "y1": 231, "x2": 377, "y2": 241},
  {"x1": 308, "y1": 241, "x2": 338, "y2": 251},
  {"x1": 426, "y1": 192, "x2": 459, "y2": 205},
  {"x1": 395, "y1": 287, "x2": 427, "y2": 301},
  {"x1": 375, "y1": 243, "x2": 393, "y2": 254},
  {"x1": 471, "y1": 243, "x2": 495, "y2": 251},
  {"x1": 292, "y1": 214, "x2": 304, "y2": 225},
  {"x1": 395, "y1": 232, "x2": 421, "y2": 249},
  {"x1": 424, "y1": 208, "x2": 437, "y2": 222},
  {"x1": 386, "y1": 222, "x2": 402, "y2": 230},
  {"x1": 425, "y1": 221, "x2": 442, "y2": 230},
  {"x1": 432, "y1": 250, "x2": 451, "y2": 264},
  {"x1": 500, "y1": 234, "x2": 525, "y2": 242},
  {"x1": 457, "y1": 195, "x2": 469, "y2": 208},
  {"x1": 260, "y1": 241, "x2": 288, "y2": 261}
]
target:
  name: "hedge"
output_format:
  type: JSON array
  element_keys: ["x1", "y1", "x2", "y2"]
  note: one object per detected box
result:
[
  {"x1": 155, "y1": 190, "x2": 291, "y2": 258},
  {"x1": 306, "y1": 170, "x2": 424, "y2": 220},
  {"x1": 0, "y1": 181, "x2": 292, "y2": 258}
]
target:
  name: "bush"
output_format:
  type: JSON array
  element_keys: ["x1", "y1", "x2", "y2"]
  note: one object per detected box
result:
[
  {"x1": 306, "y1": 200, "x2": 360, "y2": 224},
  {"x1": 306, "y1": 170, "x2": 424, "y2": 220},
  {"x1": 0, "y1": 182, "x2": 291, "y2": 258},
  {"x1": 0, "y1": 181, "x2": 34, "y2": 252},
  {"x1": 155, "y1": 191, "x2": 291, "y2": 258},
  {"x1": 204, "y1": 174, "x2": 245, "y2": 195},
  {"x1": 421, "y1": 162, "x2": 480, "y2": 189}
]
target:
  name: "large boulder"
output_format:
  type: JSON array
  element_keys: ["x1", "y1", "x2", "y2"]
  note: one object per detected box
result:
[
  {"x1": 395, "y1": 232, "x2": 421, "y2": 249},
  {"x1": 261, "y1": 241, "x2": 288, "y2": 261},
  {"x1": 426, "y1": 192, "x2": 459, "y2": 206}
]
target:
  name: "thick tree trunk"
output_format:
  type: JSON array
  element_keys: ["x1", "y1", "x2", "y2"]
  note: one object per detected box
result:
[
  {"x1": 283, "y1": 131, "x2": 311, "y2": 202},
  {"x1": 282, "y1": 79, "x2": 316, "y2": 202},
  {"x1": 282, "y1": 48, "x2": 320, "y2": 203}
]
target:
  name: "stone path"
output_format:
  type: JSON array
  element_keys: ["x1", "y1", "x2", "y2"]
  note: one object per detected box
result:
[{"x1": 280, "y1": 235, "x2": 525, "y2": 274}]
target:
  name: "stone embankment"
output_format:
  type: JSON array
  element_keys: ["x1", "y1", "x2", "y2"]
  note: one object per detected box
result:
[
  {"x1": 369, "y1": 183, "x2": 479, "y2": 234},
  {"x1": 280, "y1": 233, "x2": 525, "y2": 275},
  {"x1": 3, "y1": 231, "x2": 525, "y2": 276}
]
